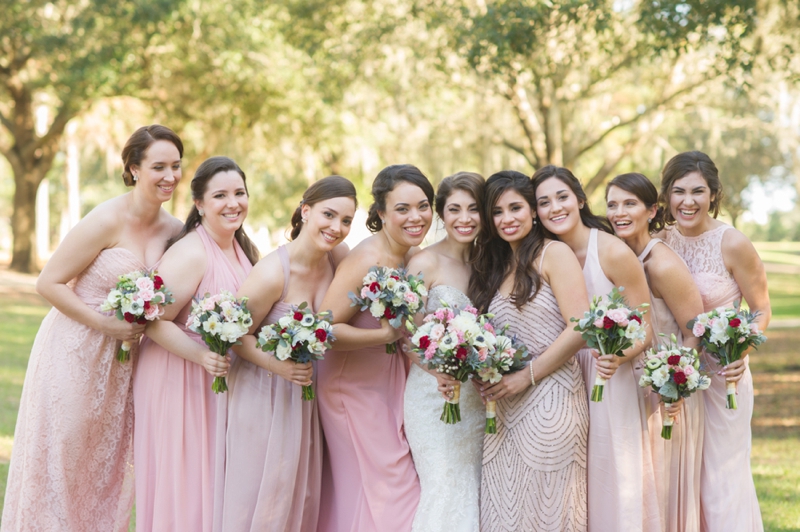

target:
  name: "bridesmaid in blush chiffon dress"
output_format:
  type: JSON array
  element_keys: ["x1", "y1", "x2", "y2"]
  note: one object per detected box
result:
[
  {"x1": 213, "y1": 176, "x2": 357, "y2": 532},
  {"x1": 1, "y1": 125, "x2": 184, "y2": 532},
  {"x1": 316, "y1": 165, "x2": 434, "y2": 532},
  {"x1": 134, "y1": 157, "x2": 259, "y2": 532},
  {"x1": 658, "y1": 151, "x2": 769, "y2": 532}
]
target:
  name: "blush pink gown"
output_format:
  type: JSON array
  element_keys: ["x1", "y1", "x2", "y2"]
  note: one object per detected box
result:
[
  {"x1": 213, "y1": 245, "x2": 328, "y2": 532},
  {"x1": 316, "y1": 312, "x2": 420, "y2": 532},
  {"x1": 133, "y1": 225, "x2": 252, "y2": 532},
  {"x1": 1, "y1": 248, "x2": 140, "y2": 532},
  {"x1": 577, "y1": 228, "x2": 661, "y2": 532},
  {"x1": 664, "y1": 225, "x2": 763, "y2": 532}
]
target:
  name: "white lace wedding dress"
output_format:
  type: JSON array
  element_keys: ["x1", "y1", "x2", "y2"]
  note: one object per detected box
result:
[{"x1": 403, "y1": 285, "x2": 484, "y2": 532}]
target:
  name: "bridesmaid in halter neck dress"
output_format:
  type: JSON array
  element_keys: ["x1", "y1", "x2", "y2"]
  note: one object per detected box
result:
[
  {"x1": 658, "y1": 152, "x2": 769, "y2": 532},
  {"x1": 134, "y1": 157, "x2": 259, "y2": 532},
  {"x1": 1, "y1": 126, "x2": 184, "y2": 532},
  {"x1": 213, "y1": 176, "x2": 356, "y2": 532},
  {"x1": 531, "y1": 166, "x2": 661, "y2": 532},
  {"x1": 606, "y1": 173, "x2": 706, "y2": 532}
]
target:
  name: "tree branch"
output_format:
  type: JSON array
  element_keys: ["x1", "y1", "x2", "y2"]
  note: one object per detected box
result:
[
  {"x1": 583, "y1": 134, "x2": 644, "y2": 195},
  {"x1": 0, "y1": 108, "x2": 13, "y2": 135},
  {"x1": 504, "y1": 76, "x2": 544, "y2": 168},
  {"x1": 500, "y1": 138, "x2": 537, "y2": 169}
]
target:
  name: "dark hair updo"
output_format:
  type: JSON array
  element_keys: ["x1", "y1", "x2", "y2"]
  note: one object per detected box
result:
[
  {"x1": 530, "y1": 165, "x2": 612, "y2": 235},
  {"x1": 606, "y1": 173, "x2": 665, "y2": 233},
  {"x1": 366, "y1": 164, "x2": 435, "y2": 233},
  {"x1": 167, "y1": 156, "x2": 259, "y2": 265},
  {"x1": 290, "y1": 175, "x2": 358, "y2": 240},
  {"x1": 121, "y1": 125, "x2": 184, "y2": 186},
  {"x1": 658, "y1": 151, "x2": 724, "y2": 224},
  {"x1": 434, "y1": 171, "x2": 485, "y2": 219}
]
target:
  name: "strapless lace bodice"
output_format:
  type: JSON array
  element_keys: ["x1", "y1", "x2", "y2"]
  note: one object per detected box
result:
[{"x1": 426, "y1": 284, "x2": 472, "y2": 313}]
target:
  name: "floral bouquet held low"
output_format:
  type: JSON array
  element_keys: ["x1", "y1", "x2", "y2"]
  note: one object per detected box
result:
[
  {"x1": 687, "y1": 306, "x2": 766, "y2": 409},
  {"x1": 256, "y1": 303, "x2": 336, "y2": 401},
  {"x1": 186, "y1": 290, "x2": 252, "y2": 394},
  {"x1": 101, "y1": 270, "x2": 175, "y2": 362},
  {"x1": 571, "y1": 286, "x2": 648, "y2": 402},
  {"x1": 348, "y1": 266, "x2": 427, "y2": 354},
  {"x1": 639, "y1": 334, "x2": 711, "y2": 439}
]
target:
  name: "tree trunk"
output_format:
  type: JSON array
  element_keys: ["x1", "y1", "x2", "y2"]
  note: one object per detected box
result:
[{"x1": 10, "y1": 171, "x2": 43, "y2": 272}]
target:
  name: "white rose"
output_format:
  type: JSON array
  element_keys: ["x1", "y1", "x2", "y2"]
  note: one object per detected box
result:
[
  {"x1": 220, "y1": 321, "x2": 245, "y2": 343},
  {"x1": 651, "y1": 366, "x2": 670, "y2": 387},
  {"x1": 275, "y1": 341, "x2": 292, "y2": 361},
  {"x1": 369, "y1": 299, "x2": 386, "y2": 319},
  {"x1": 278, "y1": 315, "x2": 293, "y2": 328}
]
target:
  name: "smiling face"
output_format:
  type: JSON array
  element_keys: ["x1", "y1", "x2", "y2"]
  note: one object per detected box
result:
[
  {"x1": 131, "y1": 140, "x2": 182, "y2": 203},
  {"x1": 606, "y1": 185, "x2": 656, "y2": 240},
  {"x1": 668, "y1": 171, "x2": 714, "y2": 233},
  {"x1": 534, "y1": 176, "x2": 583, "y2": 236},
  {"x1": 301, "y1": 196, "x2": 357, "y2": 251},
  {"x1": 442, "y1": 189, "x2": 481, "y2": 244},
  {"x1": 195, "y1": 170, "x2": 248, "y2": 236},
  {"x1": 381, "y1": 181, "x2": 433, "y2": 247},
  {"x1": 492, "y1": 189, "x2": 534, "y2": 248}
]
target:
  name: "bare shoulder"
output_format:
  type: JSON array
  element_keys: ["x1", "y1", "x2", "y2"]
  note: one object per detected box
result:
[
  {"x1": 597, "y1": 231, "x2": 637, "y2": 262},
  {"x1": 646, "y1": 242, "x2": 688, "y2": 278},
  {"x1": 337, "y1": 235, "x2": 383, "y2": 271},
  {"x1": 540, "y1": 239, "x2": 575, "y2": 264},
  {"x1": 406, "y1": 246, "x2": 441, "y2": 275},
  {"x1": 161, "y1": 209, "x2": 185, "y2": 236},
  {"x1": 162, "y1": 230, "x2": 206, "y2": 265},
  {"x1": 720, "y1": 225, "x2": 756, "y2": 255},
  {"x1": 331, "y1": 242, "x2": 350, "y2": 266},
  {"x1": 249, "y1": 248, "x2": 285, "y2": 292}
]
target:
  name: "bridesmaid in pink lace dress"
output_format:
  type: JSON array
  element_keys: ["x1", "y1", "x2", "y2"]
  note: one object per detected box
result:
[
  {"x1": 658, "y1": 151, "x2": 769, "y2": 532},
  {"x1": 530, "y1": 166, "x2": 661, "y2": 532},
  {"x1": 213, "y1": 176, "x2": 357, "y2": 532},
  {"x1": 316, "y1": 165, "x2": 432, "y2": 532},
  {"x1": 606, "y1": 172, "x2": 706, "y2": 532},
  {"x1": 134, "y1": 157, "x2": 259, "y2": 532},
  {"x1": 1, "y1": 126, "x2": 184, "y2": 532}
]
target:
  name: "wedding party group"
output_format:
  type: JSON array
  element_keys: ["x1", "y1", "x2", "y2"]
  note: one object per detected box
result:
[{"x1": 1, "y1": 124, "x2": 769, "y2": 532}]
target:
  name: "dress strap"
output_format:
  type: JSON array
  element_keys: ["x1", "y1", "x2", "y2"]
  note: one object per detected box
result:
[
  {"x1": 637, "y1": 238, "x2": 662, "y2": 263},
  {"x1": 538, "y1": 240, "x2": 557, "y2": 273},
  {"x1": 277, "y1": 245, "x2": 291, "y2": 301}
]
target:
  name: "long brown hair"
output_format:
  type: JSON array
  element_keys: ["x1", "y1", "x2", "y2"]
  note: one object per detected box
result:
[
  {"x1": 658, "y1": 151, "x2": 724, "y2": 224},
  {"x1": 606, "y1": 172, "x2": 665, "y2": 233},
  {"x1": 167, "y1": 156, "x2": 259, "y2": 265},
  {"x1": 121, "y1": 125, "x2": 183, "y2": 187},
  {"x1": 289, "y1": 176, "x2": 358, "y2": 240}
]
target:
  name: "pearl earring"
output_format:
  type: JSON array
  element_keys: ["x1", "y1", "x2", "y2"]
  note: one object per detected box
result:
[
  {"x1": 647, "y1": 218, "x2": 652, "y2": 223},
  {"x1": 533, "y1": 218, "x2": 537, "y2": 225},
  {"x1": 301, "y1": 218, "x2": 307, "y2": 224},
  {"x1": 199, "y1": 209, "x2": 205, "y2": 216},
  {"x1": 133, "y1": 174, "x2": 138, "y2": 182}
]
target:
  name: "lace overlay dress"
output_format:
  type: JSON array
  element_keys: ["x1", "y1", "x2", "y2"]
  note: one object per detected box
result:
[
  {"x1": 2, "y1": 248, "x2": 140, "y2": 532},
  {"x1": 404, "y1": 286, "x2": 483, "y2": 532},
  {"x1": 664, "y1": 225, "x2": 763, "y2": 532},
  {"x1": 481, "y1": 244, "x2": 589, "y2": 532}
]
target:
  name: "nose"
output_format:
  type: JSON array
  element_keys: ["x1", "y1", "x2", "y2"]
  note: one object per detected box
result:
[
  {"x1": 330, "y1": 217, "x2": 341, "y2": 233},
  {"x1": 408, "y1": 208, "x2": 422, "y2": 222}
]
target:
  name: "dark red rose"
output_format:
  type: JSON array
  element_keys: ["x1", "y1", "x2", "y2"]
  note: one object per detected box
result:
[
  {"x1": 729, "y1": 318, "x2": 741, "y2": 328},
  {"x1": 137, "y1": 316, "x2": 147, "y2": 324},
  {"x1": 369, "y1": 282, "x2": 381, "y2": 292},
  {"x1": 456, "y1": 347, "x2": 468, "y2": 361},
  {"x1": 124, "y1": 312, "x2": 135, "y2": 323},
  {"x1": 603, "y1": 316, "x2": 615, "y2": 329},
  {"x1": 153, "y1": 275, "x2": 164, "y2": 289},
  {"x1": 673, "y1": 371, "x2": 687, "y2": 385},
  {"x1": 315, "y1": 328, "x2": 328, "y2": 342},
  {"x1": 418, "y1": 336, "x2": 431, "y2": 349},
  {"x1": 280, "y1": 328, "x2": 287, "y2": 335},
  {"x1": 293, "y1": 311, "x2": 304, "y2": 321},
  {"x1": 390, "y1": 275, "x2": 400, "y2": 281},
  {"x1": 667, "y1": 355, "x2": 681, "y2": 366},
  {"x1": 384, "y1": 308, "x2": 396, "y2": 319},
  {"x1": 630, "y1": 314, "x2": 642, "y2": 324},
  {"x1": 144, "y1": 301, "x2": 151, "y2": 310}
]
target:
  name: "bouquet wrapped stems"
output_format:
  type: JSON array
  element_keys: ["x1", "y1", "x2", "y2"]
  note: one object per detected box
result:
[
  {"x1": 118, "y1": 341, "x2": 133, "y2": 363},
  {"x1": 302, "y1": 383, "x2": 315, "y2": 401},
  {"x1": 210, "y1": 344, "x2": 229, "y2": 394},
  {"x1": 485, "y1": 399, "x2": 497, "y2": 434},
  {"x1": 441, "y1": 382, "x2": 462, "y2": 424},
  {"x1": 726, "y1": 380, "x2": 738, "y2": 410},
  {"x1": 590, "y1": 338, "x2": 608, "y2": 402},
  {"x1": 662, "y1": 410, "x2": 675, "y2": 440}
]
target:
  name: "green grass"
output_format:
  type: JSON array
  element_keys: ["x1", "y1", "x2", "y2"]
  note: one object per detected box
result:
[
  {"x1": 755, "y1": 242, "x2": 800, "y2": 254},
  {"x1": 767, "y1": 272, "x2": 800, "y2": 320}
]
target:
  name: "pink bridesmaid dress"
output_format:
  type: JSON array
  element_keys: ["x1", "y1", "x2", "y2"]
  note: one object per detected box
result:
[
  {"x1": 637, "y1": 238, "x2": 703, "y2": 532},
  {"x1": 1, "y1": 248, "x2": 140, "y2": 531},
  {"x1": 133, "y1": 225, "x2": 252, "y2": 532},
  {"x1": 577, "y1": 228, "x2": 661, "y2": 532},
  {"x1": 316, "y1": 314, "x2": 420, "y2": 532},
  {"x1": 213, "y1": 245, "x2": 326, "y2": 532},
  {"x1": 664, "y1": 225, "x2": 763, "y2": 532}
]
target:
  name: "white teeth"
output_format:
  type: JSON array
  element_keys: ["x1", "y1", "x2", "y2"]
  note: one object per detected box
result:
[
  {"x1": 455, "y1": 227, "x2": 474, "y2": 235},
  {"x1": 322, "y1": 232, "x2": 336, "y2": 242},
  {"x1": 680, "y1": 210, "x2": 697, "y2": 216},
  {"x1": 551, "y1": 215, "x2": 567, "y2": 222},
  {"x1": 404, "y1": 227, "x2": 422, "y2": 235},
  {"x1": 502, "y1": 227, "x2": 518, "y2": 234},
  {"x1": 222, "y1": 213, "x2": 239, "y2": 219}
]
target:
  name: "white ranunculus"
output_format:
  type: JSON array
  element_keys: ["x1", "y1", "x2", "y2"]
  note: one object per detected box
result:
[
  {"x1": 275, "y1": 341, "x2": 292, "y2": 361},
  {"x1": 278, "y1": 315, "x2": 293, "y2": 328},
  {"x1": 624, "y1": 320, "x2": 645, "y2": 341},
  {"x1": 369, "y1": 299, "x2": 386, "y2": 318},
  {"x1": 651, "y1": 366, "x2": 670, "y2": 387},
  {"x1": 219, "y1": 322, "x2": 245, "y2": 343}
]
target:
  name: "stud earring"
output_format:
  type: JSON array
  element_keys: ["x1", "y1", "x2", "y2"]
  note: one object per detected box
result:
[
  {"x1": 301, "y1": 218, "x2": 307, "y2": 224},
  {"x1": 533, "y1": 218, "x2": 538, "y2": 225},
  {"x1": 647, "y1": 218, "x2": 653, "y2": 223},
  {"x1": 133, "y1": 174, "x2": 138, "y2": 182},
  {"x1": 199, "y1": 209, "x2": 205, "y2": 216}
]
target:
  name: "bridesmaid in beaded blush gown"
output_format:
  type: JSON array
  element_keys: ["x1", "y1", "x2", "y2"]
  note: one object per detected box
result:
[
  {"x1": 606, "y1": 173, "x2": 706, "y2": 532},
  {"x1": 1, "y1": 126, "x2": 184, "y2": 532},
  {"x1": 658, "y1": 152, "x2": 769, "y2": 532},
  {"x1": 472, "y1": 171, "x2": 590, "y2": 532}
]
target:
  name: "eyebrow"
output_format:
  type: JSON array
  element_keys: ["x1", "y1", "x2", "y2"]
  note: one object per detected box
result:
[
  {"x1": 150, "y1": 159, "x2": 181, "y2": 165},
  {"x1": 325, "y1": 207, "x2": 340, "y2": 215},
  {"x1": 536, "y1": 188, "x2": 568, "y2": 200},
  {"x1": 210, "y1": 187, "x2": 247, "y2": 194}
]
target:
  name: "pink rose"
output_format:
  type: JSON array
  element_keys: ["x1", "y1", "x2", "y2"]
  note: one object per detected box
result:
[
  {"x1": 738, "y1": 336, "x2": 746, "y2": 344},
  {"x1": 593, "y1": 317, "x2": 605, "y2": 329},
  {"x1": 404, "y1": 292, "x2": 419, "y2": 305},
  {"x1": 478, "y1": 347, "x2": 488, "y2": 361},
  {"x1": 430, "y1": 324, "x2": 446, "y2": 341},
  {"x1": 361, "y1": 286, "x2": 369, "y2": 298},
  {"x1": 684, "y1": 365, "x2": 694, "y2": 376},
  {"x1": 144, "y1": 304, "x2": 161, "y2": 320},
  {"x1": 692, "y1": 321, "x2": 706, "y2": 337},
  {"x1": 138, "y1": 288, "x2": 155, "y2": 302},
  {"x1": 135, "y1": 276, "x2": 154, "y2": 292},
  {"x1": 606, "y1": 308, "x2": 629, "y2": 324}
]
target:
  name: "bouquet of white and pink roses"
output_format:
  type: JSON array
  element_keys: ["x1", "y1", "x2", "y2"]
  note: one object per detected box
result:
[
  {"x1": 348, "y1": 266, "x2": 427, "y2": 354},
  {"x1": 186, "y1": 290, "x2": 252, "y2": 393},
  {"x1": 101, "y1": 270, "x2": 175, "y2": 362},
  {"x1": 639, "y1": 335, "x2": 711, "y2": 439},
  {"x1": 256, "y1": 302, "x2": 336, "y2": 400},
  {"x1": 571, "y1": 287, "x2": 648, "y2": 402},
  {"x1": 687, "y1": 306, "x2": 766, "y2": 409}
]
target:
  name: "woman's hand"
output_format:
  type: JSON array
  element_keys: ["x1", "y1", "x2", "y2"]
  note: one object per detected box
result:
[
  {"x1": 100, "y1": 315, "x2": 146, "y2": 343},
  {"x1": 476, "y1": 370, "x2": 529, "y2": 402},
  {"x1": 379, "y1": 318, "x2": 404, "y2": 345},
  {"x1": 196, "y1": 350, "x2": 230, "y2": 377},
  {"x1": 435, "y1": 372, "x2": 459, "y2": 400},
  {"x1": 270, "y1": 358, "x2": 313, "y2": 387},
  {"x1": 595, "y1": 351, "x2": 623, "y2": 380},
  {"x1": 721, "y1": 357, "x2": 747, "y2": 384},
  {"x1": 663, "y1": 397, "x2": 684, "y2": 419}
]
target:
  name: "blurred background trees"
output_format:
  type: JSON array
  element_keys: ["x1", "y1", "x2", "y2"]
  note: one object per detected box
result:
[{"x1": 1, "y1": 0, "x2": 798, "y2": 272}]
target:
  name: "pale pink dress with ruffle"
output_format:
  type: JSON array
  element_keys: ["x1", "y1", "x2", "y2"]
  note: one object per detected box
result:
[
  {"x1": 1, "y1": 248, "x2": 140, "y2": 532},
  {"x1": 576, "y1": 228, "x2": 661, "y2": 532},
  {"x1": 133, "y1": 225, "x2": 252, "y2": 532},
  {"x1": 664, "y1": 225, "x2": 763, "y2": 532}
]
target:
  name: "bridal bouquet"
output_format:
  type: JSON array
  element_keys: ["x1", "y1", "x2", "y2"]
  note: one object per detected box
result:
[
  {"x1": 571, "y1": 287, "x2": 648, "y2": 402},
  {"x1": 186, "y1": 290, "x2": 252, "y2": 393},
  {"x1": 101, "y1": 270, "x2": 175, "y2": 362},
  {"x1": 474, "y1": 327, "x2": 530, "y2": 434},
  {"x1": 687, "y1": 306, "x2": 766, "y2": 409},
  {"x1": 256, "y1": 303, "x2": 336, "y2": 400},
  {"x1": 639, "y1": 335, "x2": 711, "y2": 439},
  {"x1": 408, "y1": 304, "x2": 491, "y2": 424},
  {"x1": 348, "y1": 266, "x2": 427, "y2": 354}
]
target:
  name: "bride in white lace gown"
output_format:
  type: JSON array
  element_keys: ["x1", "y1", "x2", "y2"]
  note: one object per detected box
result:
[{"x1": 403, "y1": 173, "x2": 485, "y2": 532}]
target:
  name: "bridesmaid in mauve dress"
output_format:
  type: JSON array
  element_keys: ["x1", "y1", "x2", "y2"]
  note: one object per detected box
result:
[
  {"x1": 213, "y1": 176, "x2": 357, "y2": 532},
  {"x1": 473, "y1": 172, "x2": 590, "y2": 532},
  {"x1": 531, "y1": 165, "x2": 661, "y2": 532},
  {"x1": 658, "y1": 151, "x2": 769, "y2": 532},
  {"x1": 134, "y1": 157, "x2": 259, "y2": 532},
  {"x1": 606, "y1": 172, "x2": 706, "y2": 532},
  {"x1": 1, "y1": 125, "x2": 184, "y2": 532},
  {"x1": 316, "y1": 165, "x2": 433, "y2": 532}
]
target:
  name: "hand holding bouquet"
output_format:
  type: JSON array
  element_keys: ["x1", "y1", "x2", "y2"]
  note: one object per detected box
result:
[
  {"x1": 101, "y1": 270, "x2": 175, "y2": 362},
  {"x1": 687, "y1": 306, "x2": 766, "y2": 409},
  {"x1": 186, "y1": 290, "x2": 252, "y2": 393},
  {"x1": 571, "y1": 286, "x2": 648, "y2": 402},
  {"x1": 639, "y1": 334, "x2": 711, "y2": 438},
  {"x1": 256, "y1": 303, "x2": 336, "y2": 400},
  {"x1": 348, "y1": 266, "x2": 427, "y2": 354}
]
